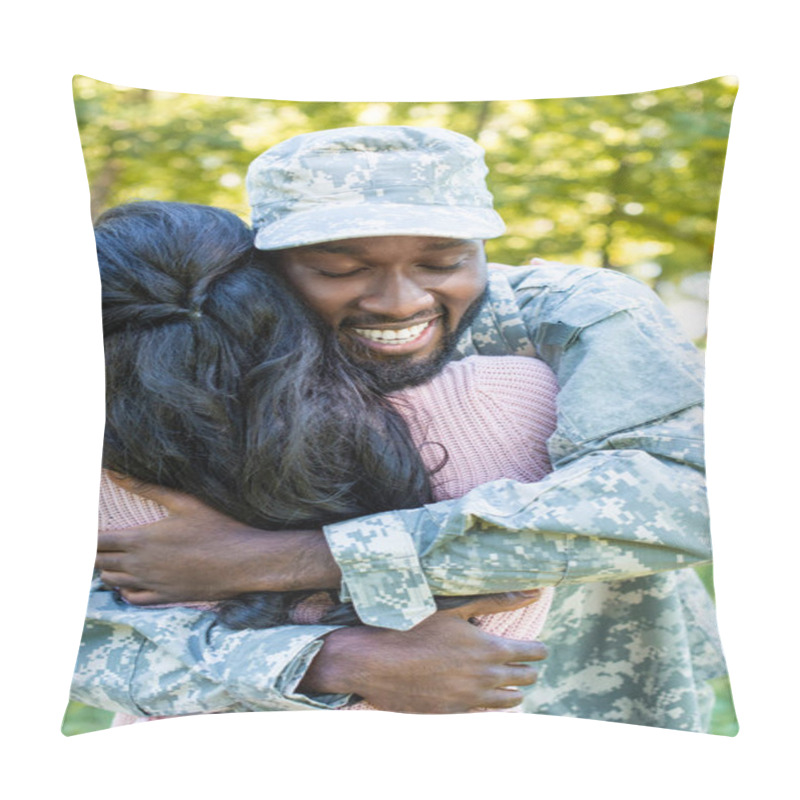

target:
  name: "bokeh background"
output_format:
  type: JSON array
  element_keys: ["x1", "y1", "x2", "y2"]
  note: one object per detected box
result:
[
  {"x1": 65, "y1": 75, "x2": 737, "y2": 735},
  {"x1": 74, "y1": 75, "x2": 737, "y2": 344}
]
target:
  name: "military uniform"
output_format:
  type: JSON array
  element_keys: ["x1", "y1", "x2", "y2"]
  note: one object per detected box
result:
[{"x1": 72, "y1": 260, "x2": 728, "y2": 731}]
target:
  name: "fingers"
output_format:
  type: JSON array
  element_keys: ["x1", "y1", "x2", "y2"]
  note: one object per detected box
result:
[
  {"x1": 97, "y1": 529, "x2": 134, "y2": 552},
  {"x1": 470, "y1": 632, "x2": 548, "y2": 664},
  {"x1": 95, "y1": 553, "x2": 127, "y2": 572},
  {"x1": 97, "y1": 570, "x2": 141, "y2": 589},
  {"x1": 477, "y1": 688, "x2": 526, "y2": 710},
  {"x1": 97, "y1": 570, "x2": 172, "y2": 606},
  {"x1": 469, "y1": 663, "x2": 541, "y2": 710},
  {"x1": 97, "y1": 572, "x2": 167, "y2": 606},
  {"x1": 504, "y1": 638, "x2": 549, "y2": 663},
  {"x1": 498, "y1": 662, "x2": 540, "y2": 688},
  {"x1": 443, "y1": 590, "x2": 544, "y2": 619},
  {"x1": 118, "y1": 588, "x2": 167, "y2": 606}
]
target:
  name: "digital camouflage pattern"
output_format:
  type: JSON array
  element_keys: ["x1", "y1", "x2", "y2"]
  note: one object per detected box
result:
[
  {"x1": 71, "y1": 261, "x2": 728, "y2": 731},
  {"x1": 328, "y1": 263, "x2": 709, "y2": 623},
  {"x1": 324, "y1": 261, "x2": 726, "y2": 732},
  {"x1": 75, "y1": 578, "x2": 348, "y2": 714},
  {"x1": 247, "y1": 126, "x2": 506, "y2": 251},
  {"x1": 527, "y1": 570, "x2": 720, "y2": 729}
]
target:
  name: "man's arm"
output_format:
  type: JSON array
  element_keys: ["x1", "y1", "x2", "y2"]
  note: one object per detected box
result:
[
  {"x1": 97, "y1": 409, "x2": 706, "y2": 627},
  {"x1": 323, "y1": 264, "x2": 710, "y2": 627},
  {"x1": 96, "y1": 476, "x2": 340, "y2": 606},
  {"x1": 96, "y1": 264, "x2": 709, "y2": 629},
  {"x1": 72, "y1": 577, "x2": 349, "y2": 714},
  {"x1": 326, "y1": 411, "x2": 707, "y2": 627},
  {"x1": 72, "y1": 579, "x2": 546, "y2": 715}
]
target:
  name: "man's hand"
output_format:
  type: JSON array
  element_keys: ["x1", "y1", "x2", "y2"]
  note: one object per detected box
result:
[
  {"x1": 298, "y1": 593, "x2": 548, "y2": 713},
  {"x1": 97, "y1": 474, "x2": 341, "y2": 604}
]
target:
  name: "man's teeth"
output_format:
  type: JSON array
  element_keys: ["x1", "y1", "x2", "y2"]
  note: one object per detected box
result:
[{"x1": 353, "y1": 321, "x2": 430, "y2": 344}]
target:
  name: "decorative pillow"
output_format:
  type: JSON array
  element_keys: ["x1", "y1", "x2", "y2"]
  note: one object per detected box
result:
[{"x1": 64, "y1": 76, "x2": 737, "y2": 736}]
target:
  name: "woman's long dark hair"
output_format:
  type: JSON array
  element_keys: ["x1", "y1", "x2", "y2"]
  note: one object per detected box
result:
[{"x1": 99, "y1": 201, "x2": 438, "y2": 628}]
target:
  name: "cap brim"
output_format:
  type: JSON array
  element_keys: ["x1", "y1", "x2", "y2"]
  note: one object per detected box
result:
[{"x1": 253, "y1": 203, "x2": 506, "y2": 250}]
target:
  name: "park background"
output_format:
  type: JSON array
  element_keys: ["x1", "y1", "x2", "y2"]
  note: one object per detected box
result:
[{"x1": 64, "y1": 74, "x2": 737, "y2": 736}]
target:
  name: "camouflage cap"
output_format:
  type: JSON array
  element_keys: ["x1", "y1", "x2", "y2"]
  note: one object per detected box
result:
[{"x1": 246, "y1": 126, "x2": 506, "y2": 250}]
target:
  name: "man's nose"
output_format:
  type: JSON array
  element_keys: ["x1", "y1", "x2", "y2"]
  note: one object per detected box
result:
[{"x1": 357, "y1": 270, "x2": 436, "y2": 320}]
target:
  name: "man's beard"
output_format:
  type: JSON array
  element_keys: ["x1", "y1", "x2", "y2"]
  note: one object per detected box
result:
[{"x1": 338, "y1": 288, "x2": 489, "y2": 393}]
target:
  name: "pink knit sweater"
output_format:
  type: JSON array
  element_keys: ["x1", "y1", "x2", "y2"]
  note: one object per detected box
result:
[
  {"x1": 104, "y1": 354, "x2": 558, "y2": 719},
  {"x1": 389, "y1": 354, "x2": 557, "y2": 639}
]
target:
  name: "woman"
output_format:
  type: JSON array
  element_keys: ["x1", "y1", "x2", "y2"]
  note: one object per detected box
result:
[{"x1": 97, "y1": 200, "x2": 558, "y2": 712}]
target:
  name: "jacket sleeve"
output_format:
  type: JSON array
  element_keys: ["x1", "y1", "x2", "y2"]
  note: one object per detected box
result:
[
  {"x1": 323, "y1": 264, "x2": 710, "y2": 630},
  {"x1": 70, "y1": 578, "x2": 351, "y2": 714}
]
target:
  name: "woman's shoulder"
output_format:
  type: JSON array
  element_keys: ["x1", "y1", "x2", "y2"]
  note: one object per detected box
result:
[
  {"x1": 99, "y1": 469, "x2": 168, "y2": 530},
  {"x1": 395, "y1": 355, "x2": 558, "y2": 426},
  {"x1": 443, "y1": 355, "x2": 558, "y2": 397}
]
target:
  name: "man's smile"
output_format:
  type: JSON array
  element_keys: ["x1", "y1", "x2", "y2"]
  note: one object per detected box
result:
[{"x1": 348, "y1": 316, "x2": 441, "y2": 354}]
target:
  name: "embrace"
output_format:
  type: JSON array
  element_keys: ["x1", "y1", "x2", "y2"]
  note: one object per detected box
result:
[{"x1": 72, "y1": 125, "x2": 726, "y2": 731}]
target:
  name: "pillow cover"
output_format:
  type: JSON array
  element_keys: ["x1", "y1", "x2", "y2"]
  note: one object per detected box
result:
[{"x1": 64, "y1": 76, "x2": 738, "y2": 736}]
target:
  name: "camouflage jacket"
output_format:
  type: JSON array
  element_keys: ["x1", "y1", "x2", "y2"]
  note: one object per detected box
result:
[{"x1": 71, "y1": 261, "x2": 727, "y2": 731}]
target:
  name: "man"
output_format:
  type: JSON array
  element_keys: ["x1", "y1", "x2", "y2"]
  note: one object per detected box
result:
[{"x1": 77, "y1": 126, "x2": 726, "y2": 730}]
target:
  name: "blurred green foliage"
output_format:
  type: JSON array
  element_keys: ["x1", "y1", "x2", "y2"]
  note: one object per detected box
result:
[
  {"x1": 709, "y1": 676, "x2": 738, "y2": 737},
  {"x1": 62, "y1": 700, "x2": 113, "y2": 736},
  {"x1": 74, "y1": 75, "x2": 736, "y2": 343},
  {"x1": 66, "y1": 78, "x2": 738, "y2": 736}
]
